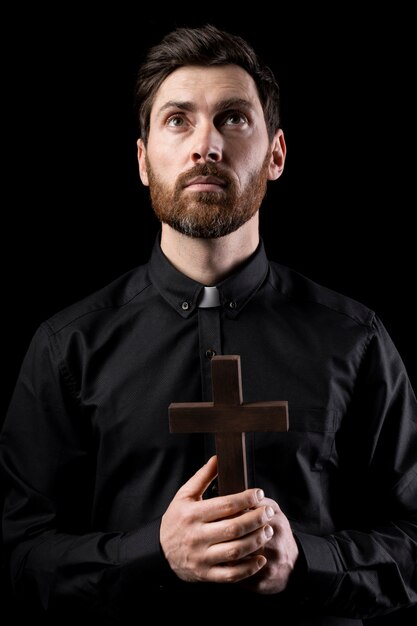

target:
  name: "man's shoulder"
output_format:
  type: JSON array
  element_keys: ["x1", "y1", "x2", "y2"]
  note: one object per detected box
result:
[
  {"x1": 268, "y1": 260, "x2": 375, "y2": 328},
  {"x1": 43, "y1": 263, "x2": 151, "y2": 336}
]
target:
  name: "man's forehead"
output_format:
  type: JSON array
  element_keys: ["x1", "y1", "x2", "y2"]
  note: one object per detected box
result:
[{"x1": 152, "y1": 65, "x2": 261, "y2": 111}]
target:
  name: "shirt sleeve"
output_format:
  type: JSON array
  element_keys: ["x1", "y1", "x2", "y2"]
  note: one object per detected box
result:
[
  {"x1": 0, "y1": 325, "x2": 174, "y2": 618},
  {"x1": 293, "y1": 316, "x2": 417, "y2": 619}
]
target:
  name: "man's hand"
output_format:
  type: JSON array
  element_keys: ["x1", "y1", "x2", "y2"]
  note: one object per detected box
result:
[
  {"x1": 239, "y1": 496, "x2": 299, "y2": 594},
  {"x1": 160, "y1": 456, "x2": 275, "y2": 584}
]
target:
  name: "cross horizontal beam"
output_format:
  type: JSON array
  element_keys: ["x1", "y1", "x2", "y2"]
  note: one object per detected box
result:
[{"x1": 169, "y1": 355, "x2": 289, "y2": 495}]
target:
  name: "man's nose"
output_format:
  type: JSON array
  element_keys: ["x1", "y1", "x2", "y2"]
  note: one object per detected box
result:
[{"x1": 190, "y1": 123, "x2": 223, "y2": 163}]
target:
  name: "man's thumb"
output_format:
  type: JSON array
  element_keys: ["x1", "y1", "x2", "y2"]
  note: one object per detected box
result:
[{"x1": 178, "y1": 455, "x2": 218, "y2": 500}]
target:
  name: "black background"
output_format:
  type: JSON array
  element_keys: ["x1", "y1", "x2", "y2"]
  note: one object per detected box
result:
[{"x1": 2, "y1": 6, "x2": 416, "y2": 624}]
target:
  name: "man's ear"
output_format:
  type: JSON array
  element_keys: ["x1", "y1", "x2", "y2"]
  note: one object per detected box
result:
[
  {"x1": 268, "y1": 129, "x2": 287, "y2": 181},
  {"x1": 137, "y1": 138, "x2": 149, "y2": 186}
]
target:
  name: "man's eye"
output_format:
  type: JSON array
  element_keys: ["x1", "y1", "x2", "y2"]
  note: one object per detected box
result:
[
  {"x1": 167, "y1": 115, "x2": 185, "y2": 127},
  {"x1": 224, "y1": 112, "x2": 247, "y2": 126}
]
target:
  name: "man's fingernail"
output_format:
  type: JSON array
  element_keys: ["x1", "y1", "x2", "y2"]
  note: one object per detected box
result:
[
  {"x1": 264, "y1": 524, "x2": 274, "y2": 539},
  {"x1": 266, "y1": 506, "x2": 274, "y2": 519},
  {"x1": 257, "y1": 555, "x2": 267, "y2": 568},
  {"x1": 256, "y1": 489, "x2": 264, "y2": 501}
]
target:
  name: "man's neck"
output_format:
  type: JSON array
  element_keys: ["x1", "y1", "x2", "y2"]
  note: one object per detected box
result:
[{"x1": 160, "y1": 215, "x2": 260, "y2": 285}]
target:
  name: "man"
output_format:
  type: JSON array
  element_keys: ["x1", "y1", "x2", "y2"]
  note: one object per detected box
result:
[{"x1": 1, "y1": 24, "x2": 416, "y2": 625}]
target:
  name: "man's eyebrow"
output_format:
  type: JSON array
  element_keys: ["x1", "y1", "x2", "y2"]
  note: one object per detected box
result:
[
  {"x1": 157, "y1": 101, "x2": 196, "y2": 115},
  {"x1": 215, "y1": 98, "x2": 254, "y2": 113},
  {"x1": 156, "y1": 98, "x2": 254, "y2": 116}
]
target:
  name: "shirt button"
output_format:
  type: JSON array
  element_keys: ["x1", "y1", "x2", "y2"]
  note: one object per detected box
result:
[
  {"x1": 228, "y1": 301, "x2": 237, "y2": 309},
  {"x1": 205, "y1": 348, "x2": 217, "y2": 359},
  {"x1": 181, "y1": 301, "x2": 190, "y2": 310}
]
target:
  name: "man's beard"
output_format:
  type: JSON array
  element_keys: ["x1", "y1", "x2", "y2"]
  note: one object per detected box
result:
[{"x1": 145, "y1": 151, "x2": 271, "y2": 239}]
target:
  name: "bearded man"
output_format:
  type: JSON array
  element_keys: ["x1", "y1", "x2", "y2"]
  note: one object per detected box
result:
[{"x1": 1, "y1": 24, "x2": 416, "y2": 626}]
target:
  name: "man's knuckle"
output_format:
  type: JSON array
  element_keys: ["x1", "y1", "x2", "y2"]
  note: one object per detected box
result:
[
  {"x1": 225, "y1": 545, "x2": 241, "y2": 561},
  {"x1": 224, "y1": 520, "x2": 241, "y2": 538},
  {"x1": 223, "y1": 571, "x2": 239, "y2": 584},
  {"x1": 219, "y1": 496, "x2": 235, "y2": 516}
]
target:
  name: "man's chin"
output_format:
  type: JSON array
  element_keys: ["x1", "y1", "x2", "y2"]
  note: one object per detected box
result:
[{"x1": 163, "y1": 218, "x2": 244, "y2": 240}]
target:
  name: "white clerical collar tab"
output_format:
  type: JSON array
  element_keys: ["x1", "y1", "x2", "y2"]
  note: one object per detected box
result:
[{"x1": 198, "y1": 286, "x2": 220, "y2": 308}]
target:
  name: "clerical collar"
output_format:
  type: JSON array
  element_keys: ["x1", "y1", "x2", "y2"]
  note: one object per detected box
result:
[
  {"x1": 148, "y1": 233, "x2": 269, "y2": 319},
  {"x1": 198, "y1": 286, "x2": 220, "y2": 308}
]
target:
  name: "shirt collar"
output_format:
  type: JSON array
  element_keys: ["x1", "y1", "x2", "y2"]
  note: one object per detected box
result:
[{"x1": 148, "y1": 233, "x2": 269, "y2": 319}]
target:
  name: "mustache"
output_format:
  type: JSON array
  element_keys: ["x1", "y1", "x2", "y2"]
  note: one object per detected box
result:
[{"x1": 177, "y1": 163, "x2": 233, "y2": 188}]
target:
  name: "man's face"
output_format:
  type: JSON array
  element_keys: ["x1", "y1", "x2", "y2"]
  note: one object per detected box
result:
[{"x1": 137, "y1": 65, "x2": 284, "y2": 238}]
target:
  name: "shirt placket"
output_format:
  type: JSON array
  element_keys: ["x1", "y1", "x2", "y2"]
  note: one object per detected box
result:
[{"x1": 198, "y1": 307, "x2": 222, "y2": 489}]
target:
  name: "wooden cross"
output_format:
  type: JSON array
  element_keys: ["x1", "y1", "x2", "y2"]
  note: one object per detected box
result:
[{"x1": 168, "y1": 355, "x2": 289, "y2": 495}]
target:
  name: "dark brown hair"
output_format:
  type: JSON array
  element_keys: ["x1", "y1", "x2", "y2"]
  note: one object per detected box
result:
[{"x1": 135, "y1": 24, "x2": 281, "y2": 144}]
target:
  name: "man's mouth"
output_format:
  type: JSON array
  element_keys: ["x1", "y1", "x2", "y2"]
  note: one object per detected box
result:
[{"x1": 184, "y1": 176, "x2": 227, "y2": 192}]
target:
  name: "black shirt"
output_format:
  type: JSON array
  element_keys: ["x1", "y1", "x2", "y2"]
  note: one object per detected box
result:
[{"x1": 1, "y1": 236, "x2": 416, "y2": 625}]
